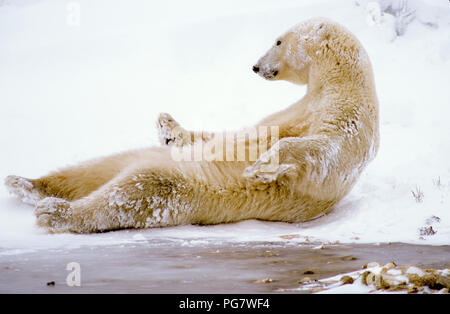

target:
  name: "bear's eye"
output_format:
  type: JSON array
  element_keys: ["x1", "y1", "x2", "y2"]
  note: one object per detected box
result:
[{"x1": 276, "y1": 40, "x2": 282, "y2": 46}]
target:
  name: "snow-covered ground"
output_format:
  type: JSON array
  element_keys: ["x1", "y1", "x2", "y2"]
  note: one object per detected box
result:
[{"x1": 1, "y1": 0, "x2": 449, "y2": 255}]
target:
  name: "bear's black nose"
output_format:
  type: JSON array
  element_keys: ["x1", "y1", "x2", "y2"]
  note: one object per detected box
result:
[
  {"x1": 252, "y1": 66, "x2": 259, "y2": 73},
  {"x1": 273, "y1": 70, "x2": 278, "y2": 77}
]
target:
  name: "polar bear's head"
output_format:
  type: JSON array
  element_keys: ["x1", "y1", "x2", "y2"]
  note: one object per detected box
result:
[{"x1": 252, "y1": 18, "x2": 336, "y2": 85}]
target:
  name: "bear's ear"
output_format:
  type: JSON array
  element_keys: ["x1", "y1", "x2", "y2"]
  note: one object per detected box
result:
[
  {"x1": 314, "y1": 22, "x2": 330, "y2": 40},
  {"x1": 310, "y1": 22, "x2": 333, "y2": 53}
]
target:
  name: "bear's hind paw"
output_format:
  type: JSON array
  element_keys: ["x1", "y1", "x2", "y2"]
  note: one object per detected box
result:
[
  {"x1": 4, "y1": 175, "x2": 42, "y2": 206},
  {"x1": 35, "y1": 197, "x2": 73, "y2": 233}
]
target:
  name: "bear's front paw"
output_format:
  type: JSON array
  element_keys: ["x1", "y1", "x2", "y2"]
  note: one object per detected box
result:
[
  {"x1": 156, "y1": 113, "x2": 189, "y2": 147},
  {"x1": 35, "y1": 197, "x2": 73, "y2": 233},
  {"x1": 244, "y1": 163, "x2": 297, "y2": 185}
]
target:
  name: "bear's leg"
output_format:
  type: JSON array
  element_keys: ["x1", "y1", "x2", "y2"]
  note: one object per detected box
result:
[
  {"x1": 34, "y1": 165, "x2": 191, "y2": 233},
  {"x1": 7, "y1": 149, "x2": 153, "y2": 202},
  {"x1": 157, "y1": 112, "x2": 213, "y2": 147}
]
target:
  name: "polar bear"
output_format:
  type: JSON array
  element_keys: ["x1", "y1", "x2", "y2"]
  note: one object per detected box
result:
[{"x1": 5, "y1": 18, "x2": 379, "y2": 233}]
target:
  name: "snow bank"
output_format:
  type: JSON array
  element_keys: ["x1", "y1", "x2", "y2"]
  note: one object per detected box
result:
[
  {"x1": 284, "y1": 262, "x2": 450, "y2": 294},
  {"x1": 0, "y1": 0, "x2": 449, "y2": 254}
]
